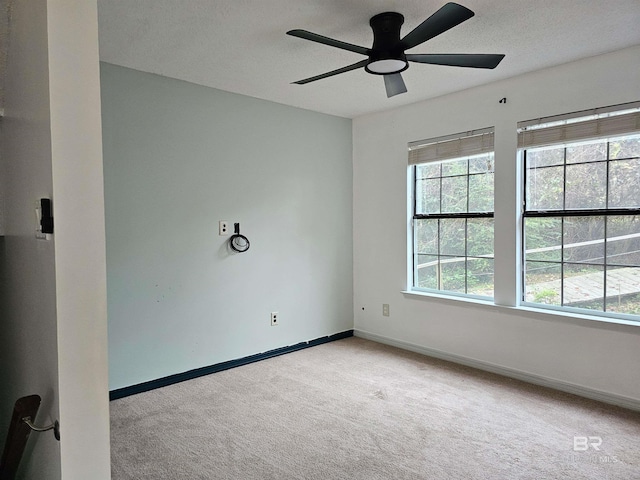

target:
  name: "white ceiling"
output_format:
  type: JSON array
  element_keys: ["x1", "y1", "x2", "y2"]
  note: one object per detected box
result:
[
  {"x1": 7, "y1": 1, "x2": 640, "y2": 120},
  {"x1": 96, "y1": 0, "x2": 640, "y2": 118}
]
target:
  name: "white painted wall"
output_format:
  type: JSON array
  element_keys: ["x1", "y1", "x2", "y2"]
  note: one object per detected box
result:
[
  {"x1": 353, "y1": 46, "x2": 640, "y2": 406},
  {"x1": 47, "y1": 1, "x2": 111, "y2": 478},
  {"x1": 0, "y1": 1, "x2": 110, "y2": 478},
  {"x1": 101, "y1": 64, "x2": 353, "y2": 390}
]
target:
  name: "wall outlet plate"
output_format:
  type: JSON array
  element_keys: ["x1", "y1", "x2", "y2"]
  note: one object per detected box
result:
[
  {"x1": 382, "y1": 304, "x2": 390, "y2": 317},
  {"x1": 270, "y1": 312, "x2": 279, "y2": 326},
  {"x1": 219, "y1": 221, "x2": 230, "y2": 236}
]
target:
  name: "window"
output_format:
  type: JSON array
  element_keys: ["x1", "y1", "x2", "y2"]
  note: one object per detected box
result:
[
  {"x1": 407, "y1": 103, "x2": 640, "y2": 323},
  {"x1": 520, "y1": 107, "x2": 640, "y2": 317},
  {"x1": 410, "y1": 128, "x2": 495, "y2": 298}
]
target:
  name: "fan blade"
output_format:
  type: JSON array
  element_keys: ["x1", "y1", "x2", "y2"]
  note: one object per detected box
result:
[
  {"x1": 287, "y1": 29, "x2": 370, "y2": 56},
  {"x1": 407, "y1": 53, "x2": 505, "y2": 69},
  {"x1": 401, "y1": 2, "x2": 474, "y2": 50},
  {"x1": 383, "y1": 73, "x2": 407, "y2": 98},
  {"x1": 292, "y1": 60, "x2": 369, "y2": 85}
]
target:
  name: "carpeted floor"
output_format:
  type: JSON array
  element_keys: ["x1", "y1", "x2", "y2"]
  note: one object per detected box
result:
[{"x1": 110, "y1": 337, "x2": 640, "y2": 479}]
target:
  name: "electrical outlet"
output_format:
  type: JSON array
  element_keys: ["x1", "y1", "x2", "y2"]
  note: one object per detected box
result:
[
  {"x1": 270, "y1": 312, "x2": 279, "y2": 326},
  {"x1": 219, "y1": 221, "x2": 230, "y2": 236},
  {"x1": 382, "y1": 304, "x2": 390, "y2": 317}
]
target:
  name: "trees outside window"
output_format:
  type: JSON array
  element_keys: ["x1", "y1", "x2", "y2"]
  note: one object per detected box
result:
[
  {"x1": 408, "y1": 104, "x2": 640, "y2": 322},
  {"x1": 523, "y1": 134, "x2": 640, "y2": 316},
  {"x1": 411, "y1": 131, "x2": 495, "y2": 298}
]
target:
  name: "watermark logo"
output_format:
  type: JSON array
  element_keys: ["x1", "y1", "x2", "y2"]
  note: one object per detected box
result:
[
  {"x1": 568, "y1": 436, "x2": 619, "y2": 464},
  {"x1": 573, "y1": 436, "x2": 602, "y2": 451}
]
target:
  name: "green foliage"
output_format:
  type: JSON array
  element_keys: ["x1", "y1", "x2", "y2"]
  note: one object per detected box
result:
[
  {"x1": 414, "y1": 135, "x2": 640, "y2": 306},
  {"x1": 533, "y1": 288, "x2": 559, "y2": 304}
]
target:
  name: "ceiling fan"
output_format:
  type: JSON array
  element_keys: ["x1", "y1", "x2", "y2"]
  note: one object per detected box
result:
[{"x1": 287, "y1": 2, "x2": 505, "y2": 98}]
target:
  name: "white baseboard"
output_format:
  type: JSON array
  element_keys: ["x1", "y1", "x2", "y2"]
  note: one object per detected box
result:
[{"x1": 354, "y1": 329, "x2": 640, "y2": 412}]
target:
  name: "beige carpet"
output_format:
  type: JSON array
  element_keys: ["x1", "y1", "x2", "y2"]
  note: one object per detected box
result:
[{"x1": 110, "y1": 337, "x2": 640, "y2": 479}]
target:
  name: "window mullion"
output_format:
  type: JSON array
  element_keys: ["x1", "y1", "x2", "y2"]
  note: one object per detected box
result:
[
  {"x1": 603, "y1": 141, "x2": 611, "y2": 312},
  {"x1": 561, "y1": 145, "x2": 566, "y2": 307},
  {"x1": 561, "y1": 216, "x2": 565, "y2": 306},
  {"x1": 437, "y1": 218, "x2": 441, "y2": 290},
  {"x1": 465, "y1": 159, "x2": 470, "y2": 294}
]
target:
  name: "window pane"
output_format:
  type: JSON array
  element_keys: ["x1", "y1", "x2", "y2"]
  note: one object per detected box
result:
[
  {"x1": 441, "y1": 176, "x2": 467, "y2": 213},
  {"x1": 565, "y1": 162, "x2": 606, "y2": 209},
  {"x1": 524, "y1": 217, "x2": 562, "y2": 262},
  {"x1": 610, "y1": 134, "x2": 640, "y2": 160},
  {"x1": 416, "y1": 163, "x2": 441, "y2": 179},
  {"x1": 525, "y1": 261, "x2": 561, "y2": 305},
  {"x1": 526, "y1": 165, "x2": 564, "y2": 210},
  {"x1": 412, "y1": 148, "x2": 495, "y2": 298},
  {"x1": 415, "y1": 219, "x2": 438, "y2": 254},
  {"x1": 563, "y1": 263, "x2": 604, "y2": 311},
  {"x1": 606, "y1": 266, "x2": 640, "y2": 315},
  {"x1": 608, "y1": 159, "x2": 640, "y2": 208},
  {"x1": 416, "y1": 178, "x2": 441, "y2": 214},
  {"x1": 439, "y1": 219, "x2": 465, "y2": 256},
  {"x1": 415, "y1": 255, "x2": 439, "y2": 290},
  {"x1": 468, "y1": 172, "x2": 494, "y2": 212},
  {"x1": 606, "y1": 215, "x2": 640, "y2": 266},
  {"x1": 566, "y1": 140, "x2": 607, "y2": 164},
  {"x1": 440, "y1": 258, "x2": 466, "y2": 293},
  {"x1": 520, "y1": 123, "x2": 640, "y2": 320},
  {"x1": 441, "y1": 158, "x2": 467, "y2": 177},
  {"x1": 563, "y1": 216, "x2": 605, "y2": 264},
  {"x1": 467, "y1": 258, "x2": 494, "y2": 297},
  {"x1": 467, "y1": 218, "x2": 493, "y2": 257},
  {"x1": 469, "y1": 154, "x2": 494, "y2": 174},
  {"x1": 527, "y1": 146, "x2": 564, "y2": 168}
]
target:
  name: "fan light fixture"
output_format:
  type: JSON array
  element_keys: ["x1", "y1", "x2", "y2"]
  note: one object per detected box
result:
[{"x1": 366, "y1": 59, "x2": 408, "y2": 74}]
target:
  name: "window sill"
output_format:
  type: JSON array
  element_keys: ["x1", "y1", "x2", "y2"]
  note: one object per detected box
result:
[
  {"x1": 402, "y1": 289, "x2": 494, "y2": 307},
  {"x1": 402, "y1": 290, "x2": 640, "y2": 330}
]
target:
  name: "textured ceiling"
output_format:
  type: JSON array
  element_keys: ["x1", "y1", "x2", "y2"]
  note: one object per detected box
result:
[
  {"x1": 96, "y1": 0, "x2": 640, "y2": 118},
  {"x1": 2, "y1": 1, "x2": 639, "y2": 119}
]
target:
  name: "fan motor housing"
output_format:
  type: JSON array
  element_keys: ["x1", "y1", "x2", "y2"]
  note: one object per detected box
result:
[{"x1": 365, "y1": 12, "x2": 408, "y2": 75}]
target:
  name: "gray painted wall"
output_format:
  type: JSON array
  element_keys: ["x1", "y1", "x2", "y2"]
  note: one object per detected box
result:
[
  {"x1": 101, "y1": 63, "x2": 353, "y2": 390},
  {"x1": 0, "y1": 0, "x2": 61, "y2": 476}
]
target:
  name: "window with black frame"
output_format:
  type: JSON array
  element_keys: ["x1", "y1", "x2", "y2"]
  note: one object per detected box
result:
[
  {"x1": 409, "y1": 128, "x2": 495, "y2": 298},
  {"x1": 520, "y1": 106, "x2": 640, "y2": 318}
]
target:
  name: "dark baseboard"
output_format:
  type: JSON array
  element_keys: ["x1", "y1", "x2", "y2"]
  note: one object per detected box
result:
[{"x1": 109, "y1": 330, "x2": 354, "y2": 401}]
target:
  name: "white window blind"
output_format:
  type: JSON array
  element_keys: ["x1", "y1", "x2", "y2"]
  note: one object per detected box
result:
[
  {"x1": 518, "y1": 102, "x2": 640, "y2": 149},
  {"x1": 408, "y1": 127, "x2": 494, "y2": 165}
]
